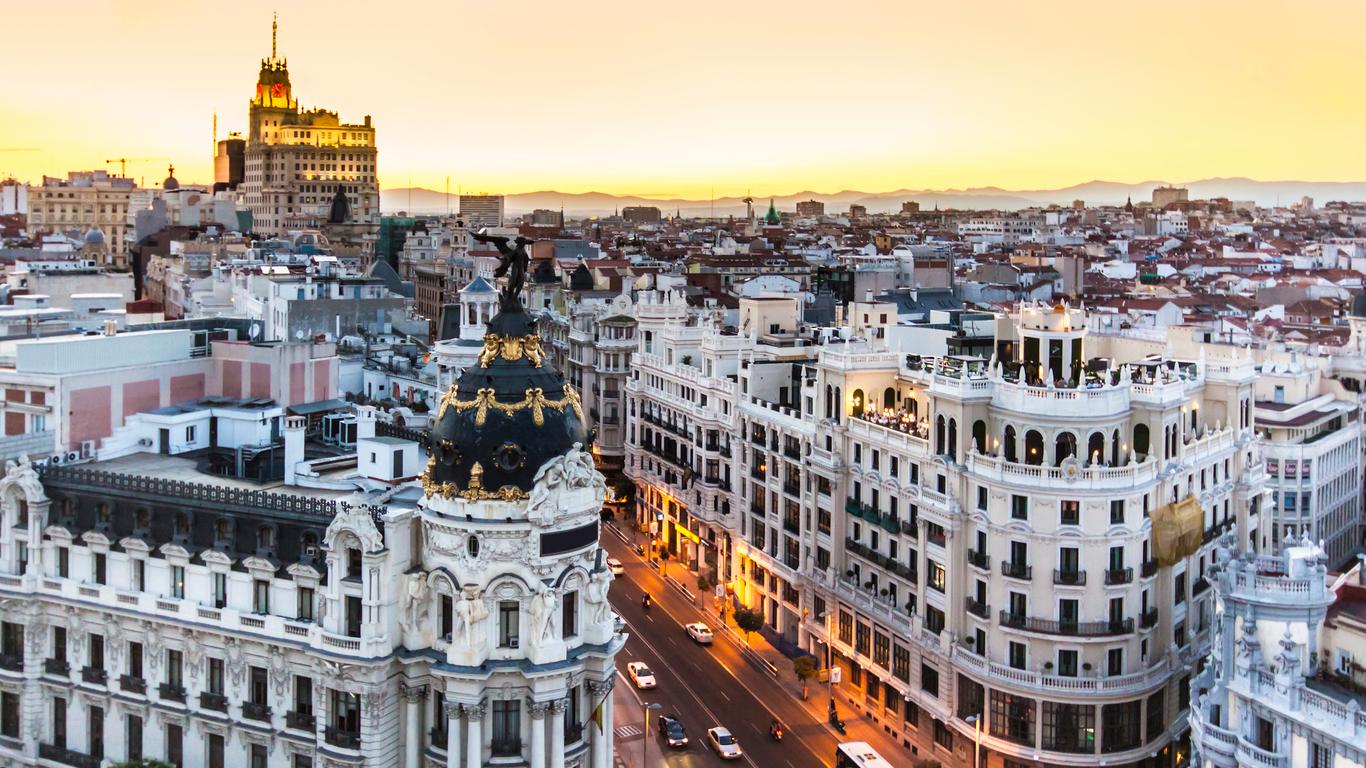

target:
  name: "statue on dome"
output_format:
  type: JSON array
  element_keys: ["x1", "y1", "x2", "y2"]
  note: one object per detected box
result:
[{"x1": 472, "y1": 230, "x2": 533, "y2": 310}]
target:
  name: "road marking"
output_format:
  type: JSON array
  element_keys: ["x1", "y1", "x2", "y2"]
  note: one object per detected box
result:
[
  {"x1": 719, "y1": 690, "x2": 731, "y2": 702},
  {"x1": 615, "y1": 725, "x2": 642, "y2": 738}
]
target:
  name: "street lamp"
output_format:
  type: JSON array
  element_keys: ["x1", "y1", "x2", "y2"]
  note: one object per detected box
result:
[
  {"x1": 964, "y1": 714, "x2": 981, "y2": 768},
  {"x1": 818, "y1": 610, "x2": 835, "y2": 705},
  {"x1": 641, "y1": 702, "x2": 662, "y2": 768}
]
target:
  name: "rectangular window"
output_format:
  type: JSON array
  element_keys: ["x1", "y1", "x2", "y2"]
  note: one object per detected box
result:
[
  {"x1": 924, "y1": 605, "x2": 944, "y2": 636},
  {"x1": 1110, "y1": 499, "x2": 1125, "y2": 525},
  {"x1": 838, "y1": 611, "x2": 853, "y2": 645},
  {"x1": 989, "y1": 690, "x2": 1036, "y2": 745},
  {"x1": 1010, "y1": 494, "x2": 1028, "y2": 520},
  {"x1": 928, "y1": 560, "x2": 946, "y2": 592},
  {"x1": 1101, "y1": 700, "x2": 1141, "y2": 753},
  {"x1": 170, "y1": 565, "x2": 185, "y2": 599},
  {"x1": 854, "y1": 622, "x2": 870, "y2": 657},
  {"x1": 1057, "y1": 649, "x2": 1078, "y2": 677},
  {"x1": 562, "y1": 590, "x2": 578, "y2": 638},
  {"x1": 933, "y1": 719, "x2": 953, "y2": 750},
  {"x1": 1060, "y1": 500, "x2": 1079, "y2": 526},
  {"x1": 872, "y1": 631, "x2": 889, "y2": 669},
  {"x1": 295, "y1": 675, "x2": 313, "y2": 716},
  {"x1": 250, "y1": 666, "x2": 268, "y2": 706},
  {"x1": 212, "y1": 573, "x2": 227, "y2": 608},
  {"x1": 1009, "y1": 641, "x2": 1027, "y2": 670},
  {"x1": 499, "y1": 601, "x2": 519, "y2": 647},
  {"x1": 1109, "y1": 648, "x2": 1124, "y2": 677},
  {"x1": 298, "y1": 587, "x2": 315, "y2": 622},
  {"x1": 253, "y1": 579, "x2": 270, "y2": 614},
  {"x1": 208, "y1": 658, "x2": 224, "y2": 695},
  {"x1": 126, "y1": 714, "x2": 142, "y2": 760},
  {"x1": 166, "y1": 650, "x2": 183, "y2": 688},
  {"x1": 93, "y1": 553, "x2": 106, "y2": 585},
  {"x1": 166, "y1": 722, "x2": 183, "y2": 767},
  {"x1": 207, "y1": 733, "x2": 224, "y2": 768},
  {"x1": 0, "y1": 692, "x2": 17, "y2": 738},
  {"x1": 58, "y1": 547, "x2": 69, "y2": 578},
  {"x1": 51, "y1": 696, "x2": 66, "y2": 748},
  {"x1": 1146, "y1": 691, "x2": 1165, "y2": 744},
  {"x1": 892, "y1": 644, "x2": 910, "y2": 682},
  {"x1": 491, "y1": 700, "x2": 521, "y2": 755},
  {"x1": 1042, "y1": 701, "x2": 1095, "y2": 753},
  {"x1": 250, "y1": 744, "x2": 267, "y2": 768},
  {"x1": 957, "y1": 675, "x2": 984, "y2": 720},
  {"x1": 920, "y1": 663, "x2": 939, "y2": 697},
  {"x1": 133, "y1": 560, "x2": 145, "y2": 591},
  {"x1": 977, "y1": 486, "x2": 988, "y2": 511}
]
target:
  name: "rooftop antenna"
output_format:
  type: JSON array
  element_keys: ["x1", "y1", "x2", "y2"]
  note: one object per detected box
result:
[
  {"x1": 710, "y1": 185, "x2": 714, "y2": 220},
  {"x1": 272, "y1": 11, "x2": 278, "y2": 61},
  {"x1": 445, "y1": 176, "x2": 450, "y2": 215}
]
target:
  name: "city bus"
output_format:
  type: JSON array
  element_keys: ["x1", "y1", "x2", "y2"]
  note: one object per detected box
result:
[{"x1": 834, "y1": 741, "x2": 896, "y2": 768}]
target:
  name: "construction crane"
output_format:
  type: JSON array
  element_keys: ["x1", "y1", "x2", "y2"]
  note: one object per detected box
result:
[{"x1": 104, "y1": 156, "x2": 169, "y2": 178}]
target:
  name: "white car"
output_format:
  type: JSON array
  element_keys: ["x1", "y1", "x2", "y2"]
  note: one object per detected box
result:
[
  {"x1": 607, "y1": 557, "x2": 625, "y2": 576},
  {"x1": 684, "y1": 622, "x2": 714, "y2": 645},
  {"x1": 706, "y1": 726, "x2": 743, "y2": 760},
  {"x1": 626, "y1": 661, "x2": 656, "y2": 689}
]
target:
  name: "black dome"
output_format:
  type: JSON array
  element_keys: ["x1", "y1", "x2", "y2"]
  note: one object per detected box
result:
[
  {"x1": 423, "y1": 306, "x2": 589, "y2": 501},
  {"x1": 570, "y1": 262, "x2": 593, "y2": 291},
  {"x1": 1353, "y1": 290, "x2": 1366, "y2": 319},
  {"x1": 329, "y1": 187, "x2": 351, "y2": 224}
]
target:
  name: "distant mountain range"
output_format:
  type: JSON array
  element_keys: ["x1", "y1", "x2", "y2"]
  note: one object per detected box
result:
[{"x1": 380, "y1": 178, "x2": 1366, "y2": 218}]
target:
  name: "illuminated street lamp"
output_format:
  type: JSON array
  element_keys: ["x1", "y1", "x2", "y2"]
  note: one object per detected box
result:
[
  {"x1": 641, "y1": 702, "x2": 662, "y2": 767},
  {"x1": 964, "y1": 714, "x2": 981, "y2": 768}
]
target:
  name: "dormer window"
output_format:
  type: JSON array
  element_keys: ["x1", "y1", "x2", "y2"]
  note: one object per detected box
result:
[
  {"x1": 346, "y1": 547, "x2": 362, "y2": 579},
  {"x1": 173, "y1": 513, "x2": 190, "y2": 540},
  {"x1": 134, "y1": 509, "x2": 150, "y2": 533},
  {"x1": 215, "y1": 519, "x2": 233, "y2": 546},
  {"x1": 257, "y1": 525, "x2": 276, "y2": 553}
]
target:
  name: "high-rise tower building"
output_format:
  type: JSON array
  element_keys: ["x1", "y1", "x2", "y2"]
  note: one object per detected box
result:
[{"x1": 241, "y1": 16, "x2": 379, "y2": 235}]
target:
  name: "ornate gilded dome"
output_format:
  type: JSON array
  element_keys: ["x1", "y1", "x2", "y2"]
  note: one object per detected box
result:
[{"x1": 422, "y1": 306, "x2": 588, "y2": 501}]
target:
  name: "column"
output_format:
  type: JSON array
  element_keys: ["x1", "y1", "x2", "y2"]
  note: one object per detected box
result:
[
  {"x1": 528, "y1": 701, "x2": 549, "y2": 768},
  {"x1": 401, "y1": 684, "x2": 425, "y2": 768},
  {"x1": 588, "y1": 679, "x2": 613, "y2": 768},
  {"x1": 549, "y1": 699, "x2": 566, "y2": 768},
  {"x1": 463, "y1": 702, "x2": 484, "y2": 768},
  {"x1": 444, "y1": 701, "x2": 461, "y2": 768}
]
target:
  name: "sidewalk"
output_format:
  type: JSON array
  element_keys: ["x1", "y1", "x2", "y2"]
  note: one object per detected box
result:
[
  {"x1": 702, "y1": 600, "x2": 918, "y2": 763},
  {"x1": 611, "y1": 673, "x2": 652, "y2": 768}
]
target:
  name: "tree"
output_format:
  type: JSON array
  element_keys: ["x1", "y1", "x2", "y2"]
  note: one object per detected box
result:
[
  {"x1": 792, "y1": 655, "x2": 818, "y2": 699},
  {"x1": 734, "y1": 608, "x2": 764, "y2": 646}
]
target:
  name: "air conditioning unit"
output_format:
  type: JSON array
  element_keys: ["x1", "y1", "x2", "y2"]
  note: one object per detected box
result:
[
  {"x1": 64, "y1": 451, "x2": 80, "y2": 464},
  {"x1": 79, "y1": 440, "x2": 95, "y2": 458},
  {"x1": 137, "y1": 438, "x2": 153, "y2": 447},
  {"x1": 48, "y1": 453, "x2": 63, "y2": 465}
]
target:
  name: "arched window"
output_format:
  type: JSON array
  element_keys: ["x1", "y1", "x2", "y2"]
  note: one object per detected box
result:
[
  {"x1": 1134, "y1": 424, "x2": 1150, "y2": 458},
  {"x1": 1055, "y1": 432, "x2": 1077, "y2": 466},
  {"x1": 851, "y1": 389, "x2": 866, "y2": 418},
  {"x1": 907, "y1": 398, "x2": 918, "y2": 418},
  {"x1": 972, "y1": 420, "x2": 987, "y2": 454},
  {"x1": 1004, "y1": 425, "x2": 1018, "y2": 462},
  {"x1": 301, "y1": 531, "x2": 320, "y2": 558},
  {"x1": 936, "y1": 416, "x2": 946, "y2": 455},
  {"x1": 834, "y1": 387, "x2": 842, "y2": 424},
  {"x1": 1025, "y1": 430, "x2": 1044, "y2": 466},
  {"x1": 883, "y1": 388, "x2": 896, "y2": 410},
  {"x1": 1111, "y1": 429, "x2": 1121, "y2": 466},
  {"x1": 947, "y1": 418, "x2": 958, "y2": 457},
  {"x1": 824, "y1": 386, "x2": 832, "y2": 420},
  {"x1": 1087, "y1": 432, "x2": 1105, "y2": 465},
  {"x1": 468, "y1": 535, "x2": 480, "y2": 559}
]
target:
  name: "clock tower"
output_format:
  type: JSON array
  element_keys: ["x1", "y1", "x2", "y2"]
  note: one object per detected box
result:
[{"x1": 250, "y1": 12, "x2": 297, "y2": 139}]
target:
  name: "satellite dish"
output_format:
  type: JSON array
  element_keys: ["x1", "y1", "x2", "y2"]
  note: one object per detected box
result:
[{"x1": 248, "y1": 322, "x2": 261, "y2": 341}]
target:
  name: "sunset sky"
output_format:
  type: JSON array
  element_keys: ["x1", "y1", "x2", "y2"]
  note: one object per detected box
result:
[{"x1": 3, "y1": 0, "x2": 1364, "y2": 198}]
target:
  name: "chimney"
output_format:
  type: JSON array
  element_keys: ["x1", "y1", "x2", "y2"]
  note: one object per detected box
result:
[
  {"x1": 283, "y1": 416, "x2": 306, "y2": 486},
  {"x1": 103, "y1": 320, "x2": 117, "y2": 337},
  {"x1": 356, "y1": 405, "x2": 377, "y2": 441}
]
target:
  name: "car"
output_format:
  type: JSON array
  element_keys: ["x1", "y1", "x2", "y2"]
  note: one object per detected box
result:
[
  {"x1": 706, "y1": 726, "x2": 742, "y2": 760},
  {"x1": 657, "y1": 714, "x2": 689, "y2": 748},
  {"x1": 684, "y1": 622, "x2": 714, "y2": 644},
  {"x1": 607, "y1": 557, "x2": 625, "y2": 576},
  {"x1": 626, "y1": 661, "x2": 656, "y2": 689}
]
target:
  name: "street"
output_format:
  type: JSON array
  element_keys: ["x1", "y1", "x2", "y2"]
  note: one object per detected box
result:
[{"x1": 603, "y1": 525, "x2": 842, "y2": 768}]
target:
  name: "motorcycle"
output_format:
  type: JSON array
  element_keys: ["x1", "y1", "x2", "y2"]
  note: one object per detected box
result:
[
  {"x1": 769, "y1": 721, "x2": 784, "y2": 742},
  {"x1": 641, "y1": 594, "x2": 652, "y2": 611}
]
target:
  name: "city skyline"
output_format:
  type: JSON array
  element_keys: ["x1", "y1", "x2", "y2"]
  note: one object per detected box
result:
[{"x1": 3, "y1": 0, "x2": 1365, "y2": 197}]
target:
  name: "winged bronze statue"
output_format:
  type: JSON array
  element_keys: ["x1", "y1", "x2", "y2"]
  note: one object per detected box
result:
[{"x1": 472, "y1": 230, "x2": 533, "y2": 311}]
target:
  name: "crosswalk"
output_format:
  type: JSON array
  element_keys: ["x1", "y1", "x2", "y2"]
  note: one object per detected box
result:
[{"x1": 614, "y1": 725, "x2": 642, "y2": 739}]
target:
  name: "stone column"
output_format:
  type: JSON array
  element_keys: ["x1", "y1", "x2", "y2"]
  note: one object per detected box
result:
[
  {"x1": 444, "y1": 700, "x2": 462, "y2": 768},
  {"x1": 549, "y1": 699, "x2": 567, "y2": 768},
  {"x1": 401, "y1": 684, "x2": 426, "y2": 768},
  {"x1": 463, "y1": 702, "x2": 484, "y2": 768},
  {"x1": 588, "y1": 678, "x2": 614, "y2": 768},
  {"x1": 528, "y1": 701, "x2": 550, "y2": 768}
]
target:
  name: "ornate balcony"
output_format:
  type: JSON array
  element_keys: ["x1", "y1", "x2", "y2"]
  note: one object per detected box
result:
[
  {"x1": 80, "y1": 666, "x2": 106, "y2": 686},
  {"x1": 119, "y1": 674, "x2": 145, "y2": 694},
  {"x1": 287, "y1": 711, "x2": 316, "y2": 731},
  {"x1": 199, "y1": 692, "x2": 227, "y2": 712},
  {"x1": 967, "y1": 549, "x2": 989, "y2": 570},
  {"x1": 1140, "y1": 608, "x2": 1159, "y2": 629},
  {"x1": 44, "y1": 659, "x2": 70, "y2": 676},
  {"x1": 243, "y1": 701, "x2": 272, "y2": 722},
  {"x1": 1001, "y1": 561, "x2": 1032, "y2": 580},
  {"x1": 1105, "y1": 567, "x2": 1134, "y2": 585},
  {"x1": 325, "y1": 727, "x2": 360, "y2": 749},
  {"x1": 965, "y1": 598, "x2": 990, "y2": 619},
  {"x1": 158, "y1": 683, "x2": 186, "y2": 703},
  {"x1": 999, "y1": 611, "x2": 1134, "y2": 637},
  {"x1": 1052, "y1": 569, "x2": 1086, "y2": 586}
]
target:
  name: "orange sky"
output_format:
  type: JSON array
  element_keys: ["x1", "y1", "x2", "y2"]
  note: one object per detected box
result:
[{"x1": 3, "y1": 0, "x2": 1364, "y2": 198}]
